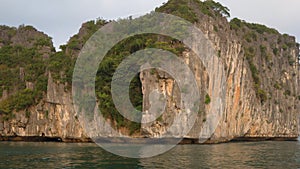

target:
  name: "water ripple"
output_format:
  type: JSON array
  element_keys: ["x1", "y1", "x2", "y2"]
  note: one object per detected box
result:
[{"x1": 0, "y1": 141, "x2": 299, "y2": 168}]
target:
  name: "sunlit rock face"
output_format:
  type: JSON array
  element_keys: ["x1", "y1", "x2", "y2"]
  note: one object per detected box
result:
[{"x1": 141, "y1": 4, "x2": 299, "y2": 142}]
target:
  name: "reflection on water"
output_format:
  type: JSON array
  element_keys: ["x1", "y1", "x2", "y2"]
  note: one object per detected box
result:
[
  {"x1": 0, "y1": 141, "x2": 300, "y2": 168},
  {"x1": 98, "y1": 143, "x2": 177, "y2": 158}
]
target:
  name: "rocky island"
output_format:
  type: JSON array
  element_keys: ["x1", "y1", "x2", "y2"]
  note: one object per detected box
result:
[{"x1": 0, "y1": 0, "x2": 299, "y2": 143}]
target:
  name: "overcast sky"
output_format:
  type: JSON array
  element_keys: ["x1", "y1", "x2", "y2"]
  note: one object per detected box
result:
[{"x1": 0, "y1": 0, "x2": 299, "y2": 49}]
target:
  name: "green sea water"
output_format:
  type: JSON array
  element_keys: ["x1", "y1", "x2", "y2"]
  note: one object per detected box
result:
[{"x1": 0, "y1": 141, "x2": 300, "y2": 168}]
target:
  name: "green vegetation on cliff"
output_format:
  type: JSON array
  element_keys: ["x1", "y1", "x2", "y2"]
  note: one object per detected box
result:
[
  {"x1": 230, "y1": 16, "x2": 299, "y2": 103},
  {"x1": 96, "y1": 34, "x2": 185, "y2": 134},
  {"x1": 0, "y1": 26, "x2": 53, "y2": 119},
  {"x1": 156, "y1": 0, "x2": 230, "y2": 23}
]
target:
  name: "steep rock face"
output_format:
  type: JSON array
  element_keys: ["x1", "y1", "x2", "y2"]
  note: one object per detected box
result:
[
  {"x1": 0, "y1": 21, "x2": 120, "y2": 141},
  {"x1": 0, "y1": 73, "x2": 86, "y2": 141},
  {"x1": 0, "y1": 70, "x2": 121, "y2": 141},
  {"x1": 141, "y1": 1, "x2": 299, "y2": 142}
]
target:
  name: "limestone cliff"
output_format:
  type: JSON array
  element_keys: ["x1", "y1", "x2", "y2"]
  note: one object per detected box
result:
[
  {"x1": 0, "y1": 0, "x2": 299, "y2": 142},
  {"x1": 141, "y1": 0, "x2": 300, "y2": 142},
  {"x1": 0, "y1": 73, "x2": 87, "y2": 141}
]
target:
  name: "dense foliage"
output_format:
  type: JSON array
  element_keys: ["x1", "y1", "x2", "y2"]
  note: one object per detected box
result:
[
  {"x1": 230, "y1": 18, "x2": 279, "y2": 34},
  {"x1": 156, "y1": 0, "x2": 230, "y2": 23},
  {"x1": 96, "y1": 34, "x2": 185, "y2": 134},
  {"x1": 0, "y1": 36, "x2": 51, "y2": 119}
]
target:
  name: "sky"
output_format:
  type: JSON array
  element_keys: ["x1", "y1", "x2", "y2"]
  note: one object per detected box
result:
[{"x1": 0, "y1": 0, "x2": 299, "y2": 49}]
